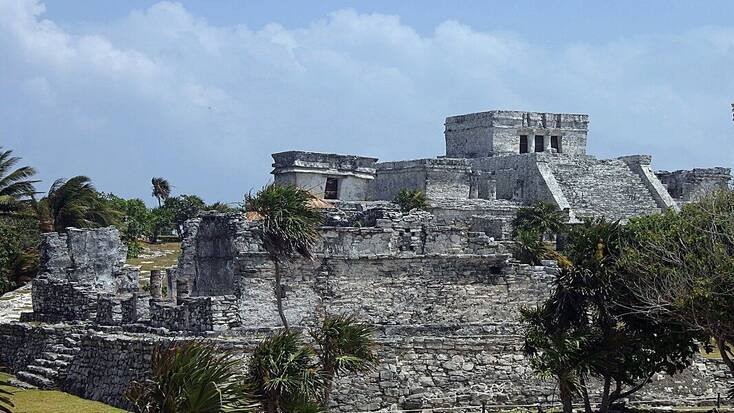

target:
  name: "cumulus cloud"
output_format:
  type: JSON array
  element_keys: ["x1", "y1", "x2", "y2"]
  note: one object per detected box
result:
[{"x1": 1, "y1": 0, "x2": 732, "y2": 203}]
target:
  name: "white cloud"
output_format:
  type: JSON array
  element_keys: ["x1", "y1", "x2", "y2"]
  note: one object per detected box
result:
[{"x1": 0, "y1": 0, "x2": 732, "y2": 203}]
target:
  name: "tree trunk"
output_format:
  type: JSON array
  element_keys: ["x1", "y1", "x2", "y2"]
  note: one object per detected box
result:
[
  {"x1": 579, "y1": 376, "x2": 593, "y2": 413},
  {"x1": 273, "y1": 260, "x2": 289, "y2": 330},
  {"x1": 599, "y1": 376, "x2": 612, "y2": 413},
  {"x1": 559, "y1": 379, "x2": 574, "y2": 413},
  {"x1": 717, "y1": 337, "x2": 734, "y2": 376}
]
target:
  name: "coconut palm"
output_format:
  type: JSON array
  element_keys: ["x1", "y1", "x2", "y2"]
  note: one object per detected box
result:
[
  {"x1": 125, "y1": 341, "x2": 252, "y2": 413},
  {"x1": 151, "y1": 177, "x2": 171, "y2": 207},
  {"x1": 34, "y1": 176, "x2": 119, "y2": 233},
  {"x1": 310, "y1": 315, "x2": 377, "y2": 407},
  {"x1": 0, "y1": 147, "x2": 39, "y2": 216},
  {"x1": 0, "y1": 379, "x2": 14, "y2": 413},
  {"x1": 246, "y1": 330, "x2": 324, "y2": 413},
  {"x1": 245, "y1": 184, "x2": 322, "y2": 329}
]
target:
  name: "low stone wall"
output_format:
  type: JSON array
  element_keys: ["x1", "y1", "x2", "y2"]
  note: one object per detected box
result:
[
  {"x1": 1, "y1": 322, "x2": 731, "y2": 412},
  {"x1": 30, "y1": 276, "x2": 98, "y2": 322},
  {"x1": 149, "y1": 295, "x2": 241, "y2": 332}
]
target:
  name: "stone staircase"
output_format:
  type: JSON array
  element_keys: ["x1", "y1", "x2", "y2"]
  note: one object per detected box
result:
[
  {"x1": 15, "y1": 334, "x2": 81, "y2": 389},
  {"x1": 547, "y1": 155, "x2": 662, "y2": 221}
]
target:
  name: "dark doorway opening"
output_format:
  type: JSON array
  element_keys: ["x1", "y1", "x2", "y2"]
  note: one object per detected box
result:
[
  {"x1": 534, "y1": 135, "x2": 544, "y2": 152},
  {"x1": 324, "y1": 177, "x2": 339, "y2": 200},
  {"x1": 519, "y1": 135, "x2": 528, "y2": 153},
  {"x1": 551, "y1": 136, "x2": 560, "y2": 152}
]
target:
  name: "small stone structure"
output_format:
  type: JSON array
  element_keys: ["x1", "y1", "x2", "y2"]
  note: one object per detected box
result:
[{"x1": 1, "y1": 108, "x2": 732, "y2": 412}]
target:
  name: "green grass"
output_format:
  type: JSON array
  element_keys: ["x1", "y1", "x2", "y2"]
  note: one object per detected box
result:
[
  {"x1": 0, "y1": 372, "x2": 125, "y2": 413},
  {"x1": 126, "y1": 242, "x2": 181, "y2": 277}
]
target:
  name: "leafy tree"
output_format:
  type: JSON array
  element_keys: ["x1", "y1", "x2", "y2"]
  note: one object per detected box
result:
[
  {"x1": 523, "y1": 218, "x2": 699, "y2": 413},
  {"x1": 620, "y1": 190, "x2": 734, "y2": 385},
  {"x1": 512, "y1": 202, "x2": 570, "y2": 267},
  {"x1": 34, "y1": 176, "x2": 120, "y2": 233},
  {"x1": 0, "y1": 220, "x2": 39, "y2": 294},
  {"x1": 0, "y1": 378, "x2": 13, "y2": 413},
  {"x1": 393, "y1": 189, "x2": 428, "y2": 213},
  {"x1": 101, "y1": 193, "x2": 153, "y2": 257},
  {"x1": 151, "y1": 177, "x2": 171, "y2": 207},
  {"x1": 125, "y1": 341, "x2": 252, "y2": 413},
  {"x1": 164, "y1": 195, "x2": 206, "y2": 237},
  {"x1": 0, "y1": 147, "x2": 39, "y2": 217},
  {"x1": 149, "y1": 207, "x2": 174, "y2": 244},
  {"x1": 512, "y1": 201, "x2": 566, "y2": 241},
  {"x1": 310, "y1": 315, "x2": 377, "y2": 408},
  {"x1": 245, "y1": 184, "x2": 322, "y2": 329},
  {"x1": 246, "y1": 330, "x2": 323, "y2": 413}
]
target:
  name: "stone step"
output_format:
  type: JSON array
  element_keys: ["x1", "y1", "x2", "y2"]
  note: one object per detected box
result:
[
  {"x1": 33, "y1": 358, "x2": 68, "y2": 369},
  {"x1": 15, "y1": 371, "x2": 55, "y2": 389},
  {"x1": 26, "y1": 364, "x2": 58, "y2": 379}
]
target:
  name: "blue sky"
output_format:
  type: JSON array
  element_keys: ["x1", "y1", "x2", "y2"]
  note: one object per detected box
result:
[{"x1": 2, "y1": 0, "x2": 733, "y2": 204}]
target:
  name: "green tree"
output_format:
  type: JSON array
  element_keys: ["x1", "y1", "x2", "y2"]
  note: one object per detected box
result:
[
  {"x1": 310, "y1": 315, "x2": 377, "y2": 408},
  {"x1": 34, "y1": 176, "x2": 119, "y2": 233},
  {"x1": 246, "y1": 330, "x2": 323, "y2": 413},
  {"x1": 0, "y1": 147, "x2": 39, "y2": 216},
  {"x1": 245, "y1": 184, "x2": 322, "y2": 329},
  {"x1": 101, "y1": 193, "x2": 153, "y2": 256},
  {"x1": 164, "y1": 195, "x2": 206, "y2": 237},
  {"x1": 523, "y1": 218, "x2": 699, "y2": 413},
  {"x1": 149, "y1": 207, "x2": 174, "y2": 244},
  {"x1": 393, "y1": 189, "x2": 428, "y2": 213},
  {"x1": 620, "y1": 190, "x2": 734, "y2": 385},
  {"x1": 512, "y1": 201, "x2": 566, "y2": 240},
  {"x1": 125, "y1": 341, "x2": 252, "y2": 413},
  {"x1": 512, "y1": 202, "x2": 570, "y2": 266},
  {"x1": 151, "y1": 177, "x2": 171, "y2": 208}
]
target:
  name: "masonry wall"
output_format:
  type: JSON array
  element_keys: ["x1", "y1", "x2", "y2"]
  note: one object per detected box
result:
[
  {"x1": 371, "y1": 158, "x2": 472, "y2": 200},
  {"x1": 444, "y1": 111, "x2": 589, "y2": 158},
  {"x1": 656, "y1": 167, "x2": 732, "y2": 204}
]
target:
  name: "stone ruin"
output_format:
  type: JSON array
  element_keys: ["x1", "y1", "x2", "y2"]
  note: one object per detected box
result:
[{"x1": 1, "y1": 109, "x2": 732, "y2": 412}]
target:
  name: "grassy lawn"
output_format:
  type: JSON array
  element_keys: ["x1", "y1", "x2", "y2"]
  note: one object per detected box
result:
[
  {"x1": 0, "y1": 372, "x2": 125, "y2": 413},
  {"x1": 126, "y1": 242, "x2": 181, "y2": 284}
]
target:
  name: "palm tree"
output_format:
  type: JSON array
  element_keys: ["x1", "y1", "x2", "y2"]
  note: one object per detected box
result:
[
  {"x1": 151, "y1": 177, "x2": 171, "y2": 207},
  {"x1": 512, "y1": 201, "x2": 567, "y2": 241},
  {"x1": 125, "y1": 341, "x2": 252, "y2": 413},
  {"x1": 0, "y1": 379, "x2": 14, "y2": 413},
  {"x1": 310, "y1": 315, "x2": 377, "y2": 407},
  {"x1": 246, "y1": 330, "x2": 323, "y2": 413},
  {"x1": 245, "y1": 184, "x2": 322, "y2": 329},
  {"x1": 34, "y1": 176, "x2": 119, "y2": 233},
  {"x1": 0, "y1": 147, "x2": 39, "y2": 216}
]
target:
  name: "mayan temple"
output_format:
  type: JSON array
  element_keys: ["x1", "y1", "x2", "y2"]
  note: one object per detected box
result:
[{"x1": 0, "y1": 109, "x2": 732, "y2": 412}]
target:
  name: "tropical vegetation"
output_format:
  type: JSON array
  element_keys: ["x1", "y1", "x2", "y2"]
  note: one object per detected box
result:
[
  {"x1": 393, "y1": 189, "x2": 428, "y2": 213},
  {"x1": 245, "y1": 184, "x2": 323, "y2": 329},
  {"x1": 125, "y1": 341, "x2": 252, "y2": 413}
]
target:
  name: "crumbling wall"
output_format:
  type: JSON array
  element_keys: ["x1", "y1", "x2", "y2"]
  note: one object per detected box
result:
[
  {"x1": 31, "y1": 227, "x2": 140, "y2": 322},
  {"x1": 656, "y1": 167, "x2": 732, "y2": 204}
]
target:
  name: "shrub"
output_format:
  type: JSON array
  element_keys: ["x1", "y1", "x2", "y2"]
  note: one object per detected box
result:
[{"x1": 393, "y1": 189, "x2": 428, "y2": 213}]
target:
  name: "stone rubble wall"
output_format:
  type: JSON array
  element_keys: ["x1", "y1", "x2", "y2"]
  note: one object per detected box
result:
[
  {"x1": 1, "y1": 322, "x2": 731, "y2": 412},
  {"x1": 235, "y1": 256, "x2": 550, "y2": 329},
  {"x1": 656, "y1": 167, "x2": 733, "y2": 205},
  {"x1": 149, "y1": 295, "x2": 240, "y2": 332}
]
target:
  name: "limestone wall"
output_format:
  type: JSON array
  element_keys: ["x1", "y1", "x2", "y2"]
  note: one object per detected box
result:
[
  {"x1": 656, "y1": 167, "x2": 732, "y2": 204},
  {"x1": 370, "y1": 158, "x2": 472, "y2": 201}
]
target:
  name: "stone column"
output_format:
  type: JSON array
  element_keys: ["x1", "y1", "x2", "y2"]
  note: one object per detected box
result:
[
  {"x1": 166, "y1": 267, "x2": 177, "y2": 302},
  {"x1": 176, "y1": 279, "x2": 190, "y2": 305},
  {"x1": 528, "y1": 134, "x2": 536, "y2": 153},
  {"x1": 149, "y1": 270, "x2": 163, "y2": 301},
  {"x1": 487, "y1": 179, "x2": 497, "y2": 200},
  {"x1": 543, "y1": 135, "x2": 551, "y2": 153}
]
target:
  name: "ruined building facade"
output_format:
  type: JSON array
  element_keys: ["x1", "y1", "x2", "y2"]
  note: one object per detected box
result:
[{"x1": 0, "y1": 109, "x2": 731, "y2": 412}]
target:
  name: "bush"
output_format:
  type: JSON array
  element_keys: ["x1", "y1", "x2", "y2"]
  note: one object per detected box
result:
[
  {"x1": 393, "y1": 189, "x2": 428, "y2": 213},
  {"x1": 127, "y1": 241, "x2": 144, "y2": 259}
]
